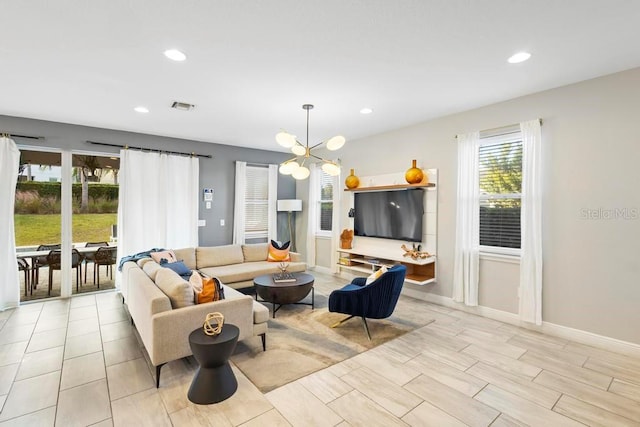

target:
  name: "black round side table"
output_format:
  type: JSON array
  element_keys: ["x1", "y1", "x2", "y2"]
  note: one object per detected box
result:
[{"x1": 187, "y1": 323, "x2": 239, "y2": 404}]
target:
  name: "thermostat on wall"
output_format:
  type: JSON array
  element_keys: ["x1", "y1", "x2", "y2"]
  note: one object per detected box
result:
[{"x1": 203, "y1": 188, "x2": 213, "y2": 201}]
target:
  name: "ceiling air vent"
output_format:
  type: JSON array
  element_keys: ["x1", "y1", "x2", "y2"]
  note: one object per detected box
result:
[{"x1": 171, "y1": 101, "x2": 195, "y2": 111}]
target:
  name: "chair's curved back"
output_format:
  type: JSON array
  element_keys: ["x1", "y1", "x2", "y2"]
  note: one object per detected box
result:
[
  {"x1": 35, "y1": 244, "x2": 61, "y2": 266},
  {"x1": 46, "y1": 249, "x2": 82, "y2": 269},
  {"x1": 329, "y1": 264, "x2": 407, "y2": 320},
  {"x1": 365, "y1": 264, "x2": 406, "y2": 319},
  {"x1": 95, "y1": 247, "x2": 117, "y2": 265}
]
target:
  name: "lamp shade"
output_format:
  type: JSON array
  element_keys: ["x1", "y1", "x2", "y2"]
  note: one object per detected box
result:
[{"x1": 277, "y1": 199, "x2": 302, "y2": 212}]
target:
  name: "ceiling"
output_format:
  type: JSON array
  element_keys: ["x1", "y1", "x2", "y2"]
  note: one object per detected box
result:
[{"x1": 2, "y1": 1, "x2": 640, "y2": 152}]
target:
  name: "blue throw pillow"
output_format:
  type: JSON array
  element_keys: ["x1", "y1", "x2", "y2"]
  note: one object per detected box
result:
[{"x1": 161, "y1": 260, "x2": 191, "y2": 276}]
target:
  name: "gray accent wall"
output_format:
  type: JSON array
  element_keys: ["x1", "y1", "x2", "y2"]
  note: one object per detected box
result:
[
  {"x1": 303, "y1": 67, "x2": 640, "y2": 345},
  {"x1": 0, "y1": 115, "x2": 295, "y2": 246}
]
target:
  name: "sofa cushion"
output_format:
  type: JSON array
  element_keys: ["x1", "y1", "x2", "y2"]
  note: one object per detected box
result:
[
  {"x1": 173, "y1": 247, "x2": 196, "y2": 270},
  {"x1": 155, "y1": 268, "x2": 195, "y2": 308},
  {"x1": 142, "y1": 261, "x2": 163, "y2": 282},
  {"x1": 136, "y1": 257, "x2": 154, "y2": 268},
  {"x1": 242, "y1": 243, "x2": 268, "y2": 262},
  {"x1": 196, "y1": 245, "x2": 244, "y2": 268},
  {"x1": 198, "y1": 260, "x2": 306, "y2": 284}
]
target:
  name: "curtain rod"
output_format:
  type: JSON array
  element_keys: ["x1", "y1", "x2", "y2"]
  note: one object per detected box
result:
[
  {"x1": 1, "y1": 132, "x2": 44, "y2": 140},
  {"x1": 455, "y1": 118, "x2": 543, "y2": 139},
  {"x1": 86, "y1": 140, "x2": 212, "y2": 158}
]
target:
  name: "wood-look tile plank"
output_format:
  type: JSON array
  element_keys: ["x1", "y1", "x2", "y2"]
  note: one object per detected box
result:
[
  {"x1": 111, "y1": 388, "x2": 171, "y2": 427},
  {"x1": 238, "y1": 409, "x2": 291, "y2": 427},
  {"x1": 298, "y1": 369, "x2": 353, "y2": 404},
  {"x1": 352, "y1": 349, "x2": 420, "y2": 386},
  {"x1": 553, "y1": 394, "x2": 639, "y2": 427},
  {"x1": 584, "y1": 357, "x2": 640, "y2": 386},
  {"x1": 423, "y1": 322, "x2": 464, "y2": 336},
  {"x1": 56, "y1": 379, "x2": 112, "y2": 427},
  {"x1": 474, "y1": 385, "x2": 583, "y2": 426},
  {"x1": 169, "y1": 404, "x2": 231, "y2": 427},
  {"x1": 325, "y1": 358, "x2": 362, "y2": 378},
  {"x1": 376, "y1": 338, "x2": 422, "y2": 363},
  {"x1": 521, "y1": 346, "x2": 588, "y2": 366},
  {"x1": 489, "y1": 413, "x2": 528, "y2": 427},
  {"x1": 457, "y1": 329, "x2": 527, "y2": 359},
  {"x1": 401, "y1": 329, "x2": 470, "y2": 353},
  {"x1": 454, "y1": 320, "x2": 515, "y2": 342},
  {"x1": 610, "y1": 379, "x2": 640, "y2": 403},
  {"x1": 564, "y1": 342, "x2": 640, "y2": 370},
  {"x1": 520, "y1": 351, "x2": 612, "y2": 389},
  {"x1": 405, "y1": 353, "x2": 487, "y2": 397},
  {"x1": 0, "y1": 371, "x2": 60, "y2": 421},
  {"x1": 466, "y1": 362, "x2": 561, "y2": 409},
  {"x1": 534, "y1": 370, "x2": 640, "y2": 422},
  {"x1": 0, "y1": 406, "x2": 56, "y2": 427},
  {"x1": 462, "y1": 345, "x2": 541, "y2": 379},
  {"x1": 404, "y1": 374, "x2": 499, "y2": 427},
  {"x1": 340, "y1": 367, "x2": 423, "y2": 417},
  {"x1": 418, "y1": 342, "x2": 479, "y2": 371},
  {"x1": 327, "y1": 390, "x2": 408, "y2": 427},
  {"x1": 207, "y1": 366, "x2": 274, "y2": 426},
  {"x1": 266, "y1": 381, "x2": 342, "y2": 427},
  {"x1": 402, "y1": 400, "x2": 467, "y2": 427},
  {"x1": 507, "y1": 333, "x2": 566, "y2": 353}
]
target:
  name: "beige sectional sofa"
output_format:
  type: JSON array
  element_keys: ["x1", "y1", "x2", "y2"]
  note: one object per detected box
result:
[{"x1": 120, "y1": 243, "x2": 305, "y2": 387}]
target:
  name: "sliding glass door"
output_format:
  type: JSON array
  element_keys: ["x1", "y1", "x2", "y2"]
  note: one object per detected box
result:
[{"x1": 15, "y1": 148, "x2": 119, "y2": 302}]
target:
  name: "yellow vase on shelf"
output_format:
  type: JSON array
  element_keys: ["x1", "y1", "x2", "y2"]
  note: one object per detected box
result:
[
  {"x1": 345, "y1": 169, "x2": 360, "y2": 189},
  {"x1": 405, "y1": 159, "x2": 424, "y2": 184}
]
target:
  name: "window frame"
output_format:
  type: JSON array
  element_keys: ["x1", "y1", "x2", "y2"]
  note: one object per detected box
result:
[
  {"x1": 244, "y1": 165, "x2": 269, "y2": 240},
  {"x1": 315, "y1": 168, "x2": 333, "y2": 238},
  {"x1": 478, "y1": 132, "x2": 522, "y2": 257}
]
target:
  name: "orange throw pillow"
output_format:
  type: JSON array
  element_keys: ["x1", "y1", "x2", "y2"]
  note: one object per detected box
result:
[
  {"x1": 268, "y1": 241, "x2": 291, "y2": 262},
  {"x1": 197, "y1": 276, "x2": 224, "y2": 304}
]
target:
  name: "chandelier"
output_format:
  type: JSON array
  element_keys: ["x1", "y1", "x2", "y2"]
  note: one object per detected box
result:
[{"x1": 276, "y1": 104, "x2": 345, "y2": 180}]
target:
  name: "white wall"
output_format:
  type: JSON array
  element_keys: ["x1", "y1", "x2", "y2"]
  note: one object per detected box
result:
[{"x1": 300, "y1": 67, "x2": 640, "y2": 345}]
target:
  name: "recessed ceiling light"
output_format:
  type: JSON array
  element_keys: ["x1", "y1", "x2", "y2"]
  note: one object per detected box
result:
[
  {"x1": 360, "y1": 107, "x2": 373, "y2": 114},
  {"x1": 508, "y1": 52, "x2": 531, "y2": 64},
  {"x1": 134, "y1": 106, "x2": 149, "y2": 113},
  {"x1": 164, "y1": 49, "x2": 187, "y2": 61}
]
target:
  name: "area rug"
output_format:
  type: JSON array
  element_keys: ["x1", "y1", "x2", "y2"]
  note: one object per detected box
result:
[{"x1": 230, "y1": 277, "x2": 435, "y2": 393}]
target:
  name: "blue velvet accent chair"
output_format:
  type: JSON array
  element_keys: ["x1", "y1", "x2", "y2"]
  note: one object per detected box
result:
[{"x1": 328, "y1": 264, "x2": 406, "y2": 340}]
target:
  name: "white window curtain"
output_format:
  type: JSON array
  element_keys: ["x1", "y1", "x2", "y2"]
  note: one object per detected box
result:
[
  {"x1": 116, "y1": 150, "x2": 199, "y2": 288},
  {"x1": 267, "y1": 164, "x2": 278, "y2": 242},
  {"x1": 519, "y1": 119, "x2": 543, "y2": 325},
  {"x1": 233, "y1": 161, "x2": 247, "y2": 244},
  {"x1": 306, "y1": 163, "x2": 318, "y2": 268},
  {"x1": 0, "y1": 136, "x2": 21, "y2": 310},
  {"x1": 330, "y1": 172, "x2": 341, "y2": 273},
  {"x1": 453, "y1": 131, "x2": 480, "y2": 306}
]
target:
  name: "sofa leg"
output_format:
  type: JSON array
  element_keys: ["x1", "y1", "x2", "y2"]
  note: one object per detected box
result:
[
  {"x1": 155, "y1": 363, "x2": 166, "y2": 388},
  {"x1": 260, "y1": 333, "x2": 266, "y2": 351}
]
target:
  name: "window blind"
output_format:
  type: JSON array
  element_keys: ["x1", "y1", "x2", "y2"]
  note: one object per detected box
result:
[
  {"x1": 478, "y1": 136, "x2": 522, "y2": 249},
  {"x1": 318, "y1": 170, "x2": 333, "y2": 232},
  {"x1": 245, "y1": 166, "x2": 268, "y2": 238}
]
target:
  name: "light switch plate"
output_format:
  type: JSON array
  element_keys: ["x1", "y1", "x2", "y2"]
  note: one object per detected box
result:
[
  {"x1": 198, "y1": 220, "x2": 206, "y2": 227},
  {"x1": 220, "y1": 219, "x2": 225, "y2": 226}
]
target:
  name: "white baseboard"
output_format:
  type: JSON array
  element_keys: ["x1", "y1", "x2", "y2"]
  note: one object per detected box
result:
[
  {"x1": 402, "y1": 288, "x2": 640, "y2": 358},
  {"x1": 310, "y1": 265, "x2": 335, "y2": 275}
]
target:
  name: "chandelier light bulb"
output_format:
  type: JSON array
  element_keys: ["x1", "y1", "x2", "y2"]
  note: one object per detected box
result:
[
  {"x1": 276, "y1": 131, "x2": 296, "y2": 148},
  {"x1": 291, "y1": 144, "x2": 306, "y2": 156},
  {"x1": 322, "y1": 162, "x2": 341, "y2": 176},
  {"x1": 292, "y1": 166, "x2": 310, "y2": 180},
  {"x1": 326, "y1": 135, "x2": 346, "y2": 151},
  {"x1": 279, "y1": 161, "x2": 299, "y2": 175}
]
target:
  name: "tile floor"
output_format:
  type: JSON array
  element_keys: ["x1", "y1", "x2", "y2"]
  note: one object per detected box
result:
[{"x1": 0, "y1": 276, "x2": 639, "y2": 426}]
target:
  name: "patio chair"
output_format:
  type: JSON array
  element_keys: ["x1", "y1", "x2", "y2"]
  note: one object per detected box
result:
[
  {"x1": 47, "y1": 249, "x2": 84, "y2": 294},
  {"x1": 32, "y1": 243, "x2": 61, "y2": 288},
  {"x1": 93, "y1": 246, "x2": 118, "y2": 287},
  {"x1": 17, "y1": 258, "x2": 30, "y2": 296},
  {"x1": 83, "y1": 241, "x2": 109, "y2": 283}
]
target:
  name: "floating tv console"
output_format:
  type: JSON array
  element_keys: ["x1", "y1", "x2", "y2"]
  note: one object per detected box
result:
[{"x1": 337, "y1": 168, "x2": 438, "y2": 286}]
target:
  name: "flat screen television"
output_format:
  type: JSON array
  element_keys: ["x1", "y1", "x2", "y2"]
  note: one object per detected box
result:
[{"x1": 354, "y1": 189, "x2": 424, "y2": 242}]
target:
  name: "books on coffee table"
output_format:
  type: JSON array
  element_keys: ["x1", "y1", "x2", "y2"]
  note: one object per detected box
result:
[{"x1": 273, "y1": 272, "x2": 297, "y2": 283}]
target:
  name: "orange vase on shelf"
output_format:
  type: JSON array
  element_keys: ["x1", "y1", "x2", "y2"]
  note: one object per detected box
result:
[
  {"x1": 345, "y1": 168, "x2": 360, "y2": 189},
  {"x1": 405, "y1": 159, "x2": 424, "y2": 184}
]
